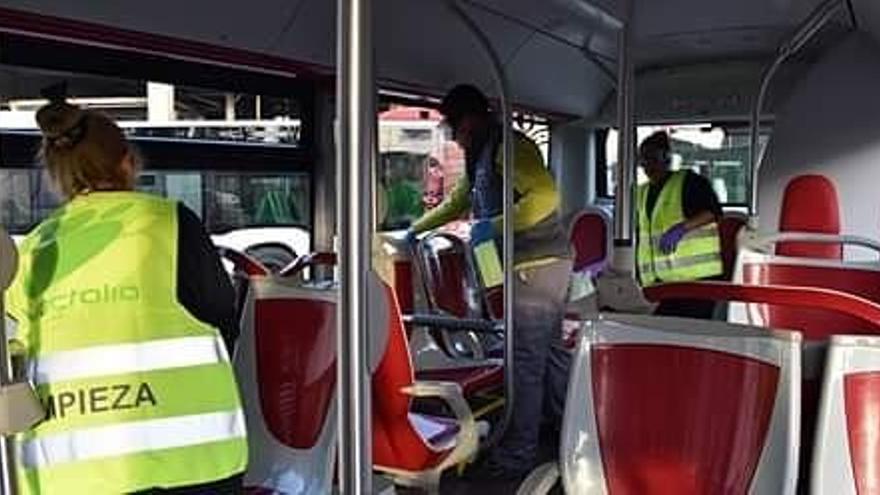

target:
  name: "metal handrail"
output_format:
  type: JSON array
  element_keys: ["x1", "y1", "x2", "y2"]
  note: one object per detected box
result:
[
  {"x1": 748, "y1": 0, "x2": 847, "y2": 215},
  {"x1": 743, "y1": 232, "x2": 880, "y2": 256}
]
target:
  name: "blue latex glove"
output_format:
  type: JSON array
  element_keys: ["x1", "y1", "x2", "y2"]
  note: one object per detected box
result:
[
  {"x1": 659, "y1": 222, "x2": 688, "y2": 254},
  {"x1": 468, "y1": 219, "x2": 496, "y2": 247},
  {"x1": 404, "y1": 228, "x2": 418, "y2": 247}
]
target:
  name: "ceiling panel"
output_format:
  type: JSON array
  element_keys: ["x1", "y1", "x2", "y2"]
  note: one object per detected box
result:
[
  {"x1": 0, "y1": 0, "x2": 853, "y2": 118},
  {"x1": 852, "y1": 0, "x2": 880, "y2": 47}
]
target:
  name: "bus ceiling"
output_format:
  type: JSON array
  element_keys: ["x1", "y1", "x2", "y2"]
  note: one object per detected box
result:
[{"x1": 0, "y1": 0, "x2": 878, "y2": 121}]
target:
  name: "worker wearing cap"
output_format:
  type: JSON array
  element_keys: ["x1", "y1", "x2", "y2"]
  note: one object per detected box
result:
[
  {"x1": 407, "y1": 85, "x2": 572, "y2": 481},
  {"x1": 636, "y1": 130, "x2": 723, "y2": 318}
]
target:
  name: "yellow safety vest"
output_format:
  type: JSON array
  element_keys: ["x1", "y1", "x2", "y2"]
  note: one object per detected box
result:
[
  {"x1": 6, "y1": 191, "x2": 247, "y2": 494},
  {"x1": 636, "y1": 171, "x2": 722, "y2": 287}
]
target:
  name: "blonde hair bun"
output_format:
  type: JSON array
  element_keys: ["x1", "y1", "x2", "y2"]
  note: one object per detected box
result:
[{"x1": 35, "y1": 98, "x2": 131, "y2": 198}]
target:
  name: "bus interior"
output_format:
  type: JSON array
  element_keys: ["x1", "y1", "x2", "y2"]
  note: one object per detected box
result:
[{"x1": 2, "y1": 0, "x2": 880, "y2": 493}]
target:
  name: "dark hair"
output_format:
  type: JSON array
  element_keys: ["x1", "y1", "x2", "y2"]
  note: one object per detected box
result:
[
  {"x1": 36, "y1": 100, "x2": 134, "y2": 198},
  {"x1": 440, "y1": 84, "x2": 490, "y2": 125},
  {"x1": 638, "y1": 131, "x2": 671, "y2": 165}
]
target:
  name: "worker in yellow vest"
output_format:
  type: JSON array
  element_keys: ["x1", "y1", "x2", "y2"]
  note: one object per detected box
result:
[
  {"x1": 5, "y1": 97, "x2": 247, "y2": 493},
  {"x1": 635, "y1": 131, "x2": 723, "y2": 319},
  {"x1": 407, "y1": 85, "x2": 572, "y2": 484}
]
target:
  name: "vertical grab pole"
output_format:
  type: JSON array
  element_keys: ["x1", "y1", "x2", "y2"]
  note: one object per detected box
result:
[
  {"x1": 0, "y1": 228, "x2": 18, "y2": 495},
  {"x1": 447, "y1": 0, "x2": 515, "y2": 447},
  {"x1": 748, "y1": 61, "x2": 779, "y2": 218},
  {"x1": 613, "y1": 19, "x2": 634, "y2": 241},
  {"x1": 336, "y1": 0, "x2": 373, "y2": 492}
]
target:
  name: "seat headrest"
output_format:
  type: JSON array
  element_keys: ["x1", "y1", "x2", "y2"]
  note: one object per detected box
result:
[
  {"x1": 779, "y1": 174, "x2": 840, "y2": 233},
  {"x1": 778, "y1": 174, "x2": 841, "y2": 259},
  {"x1": 570, "y1": 210, "x2": 610, "y2": 272}
]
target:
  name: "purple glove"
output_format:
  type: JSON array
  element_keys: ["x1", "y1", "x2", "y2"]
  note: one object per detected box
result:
[{"x1": 659, "y1": 222, "x2": 688, "y2": 254}]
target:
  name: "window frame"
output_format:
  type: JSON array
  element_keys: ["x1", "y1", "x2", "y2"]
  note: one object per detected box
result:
[{"x1": 594, "y1": 122, "x2": 772, "y2": 209}]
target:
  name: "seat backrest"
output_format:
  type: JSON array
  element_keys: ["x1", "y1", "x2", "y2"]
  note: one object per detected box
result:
[
  {"x1": 777, "y1": 175, "x2": 841, "y2": 259},
  {"x1": 562, "y1": 315, "x2": 800, "y2": 495},
  {"x1": 811, "y1": 335, "x2": 880, "y2": 494},
  {"x1": 415, "y1": 233, "x2": 479, "y2": 318},
  {"x1": 737, "y1": 252, "x2": 880, "y2": 340},
  {"x1": 719, "y1": 213, "x2": 748, "y2": 281},
  {"x1": 569, "y1": 207, "x2": 612, "y2": 275},
  {"x1": 235, "y1": 278, "x2": 338, "y2": 494},
  {"x1": 371, "y1": 279, "x2": 445, "y2": 471}
]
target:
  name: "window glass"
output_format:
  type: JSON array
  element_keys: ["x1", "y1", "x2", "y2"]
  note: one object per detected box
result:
[
  {"x1": 377, "y1": 105, "x2": 464, "y2": 231},
  {"x1": 602, "y1": 124, "x2": 770, "y2": 205},
  {"x1": 375, "y1": 105, "x2": 551, "y2": 231},
  {"x1": 513, "y1": 116, "x2": 550, "y2": 164},
  {"x1": 1, "y1": 168, "x2": 310, "y2": 236},
  {"x1": 203, "y1": 173, "x2": 310, "y2": 231},
  {"x1": 0, "y1": 68, "x2": 302, "y2": 147},
  {"x1": 0, "y1": 63, "x2": 310, "y2": 236}
]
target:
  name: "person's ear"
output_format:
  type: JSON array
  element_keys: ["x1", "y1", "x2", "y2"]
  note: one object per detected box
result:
[{"x1": 119, "y1": 152, "x2": 137, "y2": 189}]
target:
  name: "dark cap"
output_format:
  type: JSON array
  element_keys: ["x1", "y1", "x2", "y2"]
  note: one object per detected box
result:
[{"x1": 440, "y1": 84, "x2": 490, "y2": 125}]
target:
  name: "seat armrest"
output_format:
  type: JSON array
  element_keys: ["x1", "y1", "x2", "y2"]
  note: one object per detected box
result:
[
  {"x1": 402, "y1": 313, "x2": 503, "y2": 334},
  {"x1": 401, "y1": 380, "x2": 478, "y2": 470},
  {"x1": 516, "y1": 462, "x2": 560, "y2": 495}
]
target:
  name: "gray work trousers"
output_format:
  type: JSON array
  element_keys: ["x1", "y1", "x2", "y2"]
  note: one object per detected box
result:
[{"x1": 490, "y1": 257, "x2": 573, "y2": 472}]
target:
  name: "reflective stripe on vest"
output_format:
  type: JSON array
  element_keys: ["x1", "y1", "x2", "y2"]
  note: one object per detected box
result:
[
  {"x1": 32, "y1": 335, "x2": 229, "y2": 385},
  {"x1": 20, "y1": 410, "x2": 245, "y2": 469},
  {"x1": 636, "y1": 171, "x2": 722, "y2": 287},
  {"x1": 6, "y1": 192, "x2": 247, "y2": 494}
]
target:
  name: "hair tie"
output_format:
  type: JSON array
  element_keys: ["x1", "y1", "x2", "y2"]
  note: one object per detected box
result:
[{"x1": 46, "y1": 115, "x2": 88, "y2": 151}]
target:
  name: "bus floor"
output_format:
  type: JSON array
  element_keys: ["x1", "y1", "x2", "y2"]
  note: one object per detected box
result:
[{"x1": 396, "y1": 422, "x2": 564, "y2": 494}]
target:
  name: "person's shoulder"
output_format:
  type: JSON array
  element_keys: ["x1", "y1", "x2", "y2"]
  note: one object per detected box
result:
[
  {"x1": 176, "y1": 202, "x2": 201, "y2": 221},
  {"x1": 510, "y1": 130, "x2": 545, "y2": 168},
  {"x1": 514, "y1": 130, "x2": 540, "y2": 152},
  {"x1": 682, "y1": 169, "x2": 711, "y2": 186},
  {"x1": 175, "y1": 202, "x2": 208, "y2": 236}
]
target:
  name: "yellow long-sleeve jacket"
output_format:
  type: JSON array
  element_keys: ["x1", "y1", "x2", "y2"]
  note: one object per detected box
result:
[{"x1": 411, "y1": 131, "x2": 568, "y2": 267}]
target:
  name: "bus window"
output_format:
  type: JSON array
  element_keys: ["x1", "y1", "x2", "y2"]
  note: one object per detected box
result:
[
  {"x1": 377, "y1": 105, "x2": 464, "y2": 231},
  {"x1": 0, "y1": 60, "x2": 312, "y2": 255},
  {"x1": 599, "y1": 124, "x2": 770, "y2": 207},
  {"x1": 0, "y1": 169, "x2": 35, "y2": 231},
  {"x1": 206, "y1": 173, "x2": 310, "y2": 231},
  {"x1": 375, "y1": 104, "x2": 550, "y2": 231}
]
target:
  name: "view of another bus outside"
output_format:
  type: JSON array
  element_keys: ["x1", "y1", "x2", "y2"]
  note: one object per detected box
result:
[
  {"x1": 377, "y1": 104, "x2": 549, "y2": 231},
  {"x1": 603, "y1": 124, "x2": 769, "y2": 205},
  {"x1": 0, "y1": 68, "x2": 312, "y2": 261}
]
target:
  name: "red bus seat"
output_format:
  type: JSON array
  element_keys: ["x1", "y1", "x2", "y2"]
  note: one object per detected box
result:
[
  {"x1": 234, "y1": 276, "x2": 338, "y2": 494},
  {"x1": 412, "y1": 232, "x2": 504, "y2": 362},
  {"x1": 777, "y1": 174, "x2": 841, "y2": 259},
  {"x1": 645, "y1": 281, "x2": 880, "y2": 494},
  {"x1": 733, "y1": 236, "x2": 880, "y2": 340},
  {"x1": 719, "y1": 213, "x2": 747, "y2": 281},
  {"x1": 569, "y1": 206, "x2": 611, "y2": 276},
  {"x1": 522, "y1": 314, "x2": 800, "y2": 494},
  {"x1": 370, "y1": 275, "x2": 479, "y2": 490},
  {"x1": 281, "y1": 251, "x2": 503, "y2": 398},
  {"x1": 811, "y1": 335, "x2": 880, "y2": 494},
  {"x1": 414, "y1": 233, "x2": 478, "y2": 319}
]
